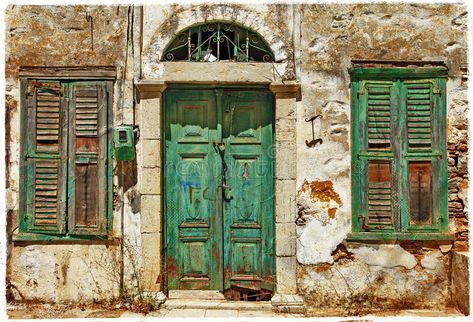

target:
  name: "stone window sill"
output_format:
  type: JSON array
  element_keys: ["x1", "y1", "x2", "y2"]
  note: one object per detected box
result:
[
  {"x1": 347, "y1": 232, "x2": 454, "y2": 241},
  {"x1": 12, "y1": 232, "x2": 119, "y2": 245}
]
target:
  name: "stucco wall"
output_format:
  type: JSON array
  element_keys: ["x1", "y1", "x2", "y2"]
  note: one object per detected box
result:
[
  {"x1": 295, "y1": 3, "x2": 468, "y2": 312},
  {"x1": 4, "y1": 3, "x2": 469, "y2": 312},
  {"x1": 5, "y1": 5, "x2": 142, "y2": 303}
]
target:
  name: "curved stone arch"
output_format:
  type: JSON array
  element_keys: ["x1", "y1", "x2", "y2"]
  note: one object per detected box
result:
[{"x1": 143, "y1": 5, "x2": 291, "y2": 67}]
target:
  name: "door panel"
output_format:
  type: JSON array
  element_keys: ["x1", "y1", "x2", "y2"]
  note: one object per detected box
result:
[
  {"x1": 165, "y1": 89, "x2": 222, "y2": 290},
  {"x1": 165, "y1": 88, "x2": 274, "y2": 294},
  {"x1": 223, "y1": 91, "x2": 274, "y2": 292}
]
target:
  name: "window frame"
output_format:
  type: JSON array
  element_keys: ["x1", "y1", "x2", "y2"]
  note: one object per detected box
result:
[
  {"x1": 349, "y1": 67, "x2": 452, "y2": 241},
  {"x1": 16, "y1": 68, "x2": 115, "y2": 241}
]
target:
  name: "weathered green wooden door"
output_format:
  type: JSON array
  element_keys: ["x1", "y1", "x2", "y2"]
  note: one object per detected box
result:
[{"x1": 164, "y1": 87, "x2": 274, "y2": 296}]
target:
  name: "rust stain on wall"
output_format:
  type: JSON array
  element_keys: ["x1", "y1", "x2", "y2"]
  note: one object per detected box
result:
[
  {"x1": 328, "y1": 207, "x2": 337, "y2": 219},
  {"x1": 299, "y1": 179, "x2": 343, "y2": 206}
]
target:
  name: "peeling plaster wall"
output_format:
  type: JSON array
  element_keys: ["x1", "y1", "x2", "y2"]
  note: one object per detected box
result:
[
  {"x1": 4, "y1": 3, "x2": 469, "y2": 310},
  {"x1": 296, "y1": 3, "x2": 468, "y2": 311},
  {"x1": 5, "y1": 5, "x2": 142, "y2": 302},
  {"x1": 9, "y1": 245, "x2": 122, "y2": 302}
]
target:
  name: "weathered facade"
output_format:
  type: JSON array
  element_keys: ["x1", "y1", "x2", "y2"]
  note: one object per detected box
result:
[{"x1": 5, "y1": 3, "x2": 469, "y2": 316}]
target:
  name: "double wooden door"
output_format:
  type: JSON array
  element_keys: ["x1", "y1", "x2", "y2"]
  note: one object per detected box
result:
[{"x1": 164, "y1": 87, "x2": 274, "y2": 297}]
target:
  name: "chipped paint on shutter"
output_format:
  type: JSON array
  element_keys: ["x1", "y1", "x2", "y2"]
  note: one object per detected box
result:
[
  {"x1": 68, "y1": 82, "x2": 108, "y2": 236},
  {"x1": 75, "y1": 89, "x2": 99, "y2": 137},
  {"x1": 408, "y1": 161, "x2": 433, "y2": 225},
  {"x1": 35, "y1": 88, "x2": 61, "y2": 154},
  {"x1": 406, "y1": 83, "x2": 432, "y2": 152},
  {"x1": 367, "y1": 161, "x2": 393, "y2": 226},
  {"x1": 23, "y1": 81, "x2": 67, "y2": 234},
  {"x1": 33, "y1": 160, "x2": 61, "y2": 227},
  {"x1": 366, "y1": 82, "x2": 392, "y2": 151}
]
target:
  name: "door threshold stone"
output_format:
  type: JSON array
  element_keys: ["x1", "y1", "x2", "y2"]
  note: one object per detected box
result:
[
  {"x1": 163, "y1": 299, "x2": 273, "y2": 311},
  {"x1": 168, "y1": 290, "x2": 225, "y2": 300}
]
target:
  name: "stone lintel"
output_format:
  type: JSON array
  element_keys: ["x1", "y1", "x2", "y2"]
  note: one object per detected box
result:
[
  {"x1": 135, "y1": 81, "x2": 167, "y2": 100},
  {"x1": 269, "y1": 82, "x2": 301, "y2": 101}
]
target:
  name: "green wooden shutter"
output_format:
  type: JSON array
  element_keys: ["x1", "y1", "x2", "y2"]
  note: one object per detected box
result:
[
  {"x1": 405, "y1": 81, "x2": 435, "y2": 152},
  {"x1": 355, "y1": 81, "x2": 397, "y2": 231},
  {"x1": 21, "y1": 80, "x2": 67, "y2": 234},
  {"x1": 400, "y1": 79, "x2": 446, "y2": 232},
  {"x1": 67, "y1": 82, "x2": 108, "y2": 236}
]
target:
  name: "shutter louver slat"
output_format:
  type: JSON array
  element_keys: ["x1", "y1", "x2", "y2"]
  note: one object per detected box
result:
[
  {"x1": 33, "y1": 160, "x2": 60, "y2": 228},
  {"x1": 23, "y1": 81, "x2": 66, "y2": 234},
  {"x1": 367, "y1": 161, "x2": 393, "y2": 226},
  {"x1": 367, "y1": 84, "x2": 391, "y2": 151},
  {"x1": 406, "y1": 83, "x2": 432, "y2": 152},
  {"x1": 36, "y1": 88, "x2": 61, "y2": 154},
  {"x1": 75, "y1": 89, "x2": 99, "y2": 137},
  {"x1": 68, "y1": 82, "x2": 107, "y2": 236}
]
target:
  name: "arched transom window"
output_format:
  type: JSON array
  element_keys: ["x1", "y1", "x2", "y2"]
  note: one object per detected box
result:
[{"x1": 162, "y1": 22, "x2": 274, "y2": 62}]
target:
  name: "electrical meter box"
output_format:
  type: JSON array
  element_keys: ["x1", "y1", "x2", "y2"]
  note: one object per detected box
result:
[{"x1": 113, "y1": 125, "x2": 135, "y2": 161}]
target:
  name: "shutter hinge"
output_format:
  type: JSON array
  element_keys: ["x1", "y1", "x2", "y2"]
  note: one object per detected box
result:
[
  {"x1": 359, "y1": 215, "x2": 369, "y2": 230},
  {"x1": 359, "y1": 215, "x2": 385, "y2": 230},
  {"x1": 357, "y1": 84, "x2": 367, "y2": 97},
  {"x1": 431, "y1": 81, "x2": 441, "y2": 94},
  {"x1": 26, "y1": 83, "x2": 35, "y2": 97}
]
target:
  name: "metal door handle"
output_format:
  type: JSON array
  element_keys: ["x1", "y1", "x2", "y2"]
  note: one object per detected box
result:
[{"x1": 219, "y1": 184, "x2": 233, "y2": 201}]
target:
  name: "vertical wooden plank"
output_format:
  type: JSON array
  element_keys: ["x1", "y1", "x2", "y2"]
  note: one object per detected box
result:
[
  {"x1": 165, "y1": 88, "x2": 221, "y2": 290},
  {"x1": 106, "y1": 80, "x2": 114, "y2": 235},
  {"x1": 408, "y1": 161, "x2": 433, "y2": 225},
  {"x1": 18, "y1": 78, "x2": 28, "y2": 233},
  {"x1": 392, "y1": 80, "x2": 402, "y2": 232},
  {"x1": 68, "y1": 81, "x2": 107, "y2": 236},
  {"x1": 351, "y1": 80, "x2": 361, "y2": 232},
  {"x1": 21, "y1": 80, "x2": 66, "y2": 235},
  {"x1": 438, "y1": 78, "x2": 448, "y2": 232},
  {"x1": 222, "y1": 90, "x2": 274, "y2": 294}
]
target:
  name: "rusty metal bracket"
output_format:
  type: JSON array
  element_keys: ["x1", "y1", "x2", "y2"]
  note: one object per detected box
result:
[
  {"x1": 305, "y1": 114, "x2": 323, "y2": 148},
  {"x1": 85, "y1": 11, "x2": 94, "y2": 51}
]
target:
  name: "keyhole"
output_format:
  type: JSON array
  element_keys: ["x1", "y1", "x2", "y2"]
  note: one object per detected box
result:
[{"x1": 242, "y1": 162, "x2": 249, "y2": 181}]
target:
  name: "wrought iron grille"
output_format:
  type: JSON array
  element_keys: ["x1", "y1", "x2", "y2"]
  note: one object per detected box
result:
[{"x1": 162, "y1": 22, "x2": 274, "y2": 62}]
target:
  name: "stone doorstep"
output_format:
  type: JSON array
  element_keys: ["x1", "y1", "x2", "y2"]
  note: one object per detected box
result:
[
  {"x1": 271, "y1": 294, "x2": 306, "y2": 314},
  {"x1": 271, "y1": 294, "x2": 304, "y2": 306},
  {"x1": 168, "y1": 290, "x2": 225, "y2": 300},
  {"x1": 275, "y1": 305, "x2": 307, "y2": 314},
  {"x1": 163, "y1": 299, "x2": 273, "y2": 312}
]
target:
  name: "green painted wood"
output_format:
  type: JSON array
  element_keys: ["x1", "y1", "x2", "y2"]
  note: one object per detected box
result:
[
  {"x1": 222, "y1": 90, "x2": 274, "y2": 292},
  {"x1": 22, "y1": 80, "x2": 67, "y2": 235},
  {"x1": 351, "y1": 80, "x2": 361, "y2": 232},
  {"x1": 356, "y1": 80, "x2": 397, "y2": 231},
  {"x1": 19, "y1": 79, "x2": 112, "y2": 239},
  {"x1": 347, "y1": 232, "x2": 454, "y2": 241},
  {"x1": 67, "y1": 81, "x2": 108, "y2": 236},
  {"x1": 400, "y1": 80, "x2": 445, "y2": 233},
  {"x1": 350, "y1": 67, "x2": 448, "y2": 80},
  {"x1": 164, "y1": 88, "x2": 274, "y2": 292},
  {"x1": 165, "y1": 89, "x2": 222, "y2": 290},
  {"x1": 351, "y1": 71, "x2": 448, "y2": 237}
]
